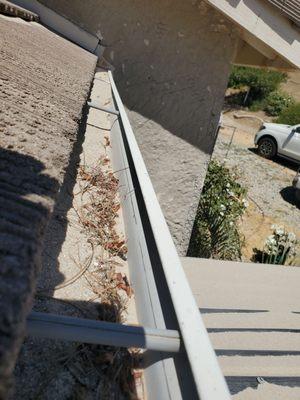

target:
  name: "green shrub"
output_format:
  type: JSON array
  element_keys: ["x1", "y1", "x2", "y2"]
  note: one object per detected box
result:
[
  {"x1": 228, "y1": 66, "x2": 287, "y2": 106},
  {"x1": 277, "y1": 102, "x2": 300, "y2": 125},
  {"x1": 226, "y1": 91, "x2": 248, "y2": 107},
  {"x1": 188, "y1": 161, "x2": 247, "y2": 261},
  {"x1": 249, "y1": 99, "x2": 265, "y2": 112},
  {"x1": 264, "y1": 91, "x2": 294, "y2": 116},
  {"x1": 252, "y1": 225, "x2": 298, "y2": 265}
]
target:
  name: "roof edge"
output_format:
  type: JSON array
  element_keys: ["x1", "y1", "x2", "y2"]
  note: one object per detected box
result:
[{"x1": 205, "y1": 0, "x2": 300, "y2": 69}]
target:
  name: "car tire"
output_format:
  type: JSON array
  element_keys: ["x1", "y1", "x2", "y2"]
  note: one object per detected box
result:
[{"x1": 257, "y1": 137, "x2": 277, "y2": 159}]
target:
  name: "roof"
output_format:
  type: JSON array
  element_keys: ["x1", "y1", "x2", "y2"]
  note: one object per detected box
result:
[
  {"x1": 182, "y1": 257, "x2": 300, "y2": 398},
  {"x1": 0, "y1": 13, "x2": 96, "y2": 397},
  {"x1": 206, "y1": 0, "x2": 300, "y2": 69},
  {"x1": 267, "y1": 0, "x2": 300, "y2": 26}
]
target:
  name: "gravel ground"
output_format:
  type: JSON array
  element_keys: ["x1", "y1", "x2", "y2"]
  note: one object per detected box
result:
[
  {"x1": 212, "y1": 119, "x2": 300, "y2": 263},
  {"x1": 214, "y1": 134, "x2": 299, "y2": 229}
]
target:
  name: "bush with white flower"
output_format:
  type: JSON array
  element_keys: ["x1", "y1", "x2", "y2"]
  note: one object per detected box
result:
[
  {"x1": 253, "y1": 225, "x2": 298, "y2": 265},
  {"x1": 189, "y1": 160, "x2": 247, "y2": 261}
]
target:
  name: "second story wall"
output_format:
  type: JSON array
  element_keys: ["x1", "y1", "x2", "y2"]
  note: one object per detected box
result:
[{"x1": 39, "y1": 0, "x2": 238, "y2": 254}]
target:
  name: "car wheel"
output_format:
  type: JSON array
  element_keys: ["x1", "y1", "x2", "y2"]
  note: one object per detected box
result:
[{"x1": 257, "y1": 137, "x2": 277, "y2": 159}]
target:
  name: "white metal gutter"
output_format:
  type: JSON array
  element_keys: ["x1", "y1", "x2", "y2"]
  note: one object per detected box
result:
[
  {"x1": 108, "y1": 71, "x2": 231, "y2": 400},
  {"x1": 87, "y1": 101, "x2": 120, "y2": 116},
  {"x1": 24, "y1": 68, "x2": 230, "y2": 399}
]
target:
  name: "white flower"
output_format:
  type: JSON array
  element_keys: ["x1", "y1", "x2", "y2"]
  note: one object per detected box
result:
[
  {"x1": 288, "y1": 232, "x2": 296, "y2": 242},
  {"x1": 275, "y1": 227, "x2": 284, "y2": 236},
  {"x1": 229, "y1": 221, "x2": 233, "y2": 226},
  {"x1": 220, "y1": 212, "x2": 224, "y2": 217},
  {"x1": 266, "y1": 235, "x2": 276, "y2": 246},
  {"x1": 226, "y1": 183, "x2": 231, "y2": 188},
  {"x1": 242, "y1": 199, "x2": 249, "y2": 208},
  {"x1": 220, "y1": 204, "x2": 226, "y2": 211}
]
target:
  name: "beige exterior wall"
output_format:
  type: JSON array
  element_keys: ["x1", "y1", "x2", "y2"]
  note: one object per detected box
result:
[{"x1": 39, "y1": 0, "x2": 238, "y2": 254}]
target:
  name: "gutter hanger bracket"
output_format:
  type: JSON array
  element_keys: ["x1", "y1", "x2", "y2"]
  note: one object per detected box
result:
[
  {"x1": 27, "y1": 312, "x2": 181, "y2": 353},
  {"x1": 88, "y1": 101, "x2": 120, "y2": 116}
]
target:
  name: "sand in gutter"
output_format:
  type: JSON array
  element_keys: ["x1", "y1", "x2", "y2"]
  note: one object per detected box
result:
[{"x1": 14, "y1": 69, "x2": 143, "y2": 400}]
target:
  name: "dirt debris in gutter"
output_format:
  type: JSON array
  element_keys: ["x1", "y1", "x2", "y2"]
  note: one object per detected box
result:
[
  {"x1": 14, "y1": 71, "x2": 143, "y2": 399},
  {"x1": 32, "y1": 155, "x2": 140, "y2": 400},
  {"x1": 78, "y1": 156, "x2": 128, "y2": 259},
  {"x1": 53, "y1": 156, "x2": 138, "y2": 399}
]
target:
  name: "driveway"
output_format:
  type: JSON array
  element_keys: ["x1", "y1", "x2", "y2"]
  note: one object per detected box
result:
[{"x1": 212, "y1": 112, "x2": 300, "y2": 264}]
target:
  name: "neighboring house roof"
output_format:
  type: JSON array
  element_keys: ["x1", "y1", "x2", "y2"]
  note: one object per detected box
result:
[
  {"x1": 267, "y1": 0, "x2": 300, "y2": 26},
  {"x1": 182, "y1": 257, "x2": 300, "y2": 398},
  {"x1": 0, "y1": 0, "x2": 38, "y2": 21},
  {"x1": 206, "y1": 0, "x2": 300, "y2": 69}
]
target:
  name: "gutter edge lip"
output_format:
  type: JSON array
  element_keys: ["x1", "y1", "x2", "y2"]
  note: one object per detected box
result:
[{"x1": 108, "y1": 70, "x2": 231, "y2": 400}]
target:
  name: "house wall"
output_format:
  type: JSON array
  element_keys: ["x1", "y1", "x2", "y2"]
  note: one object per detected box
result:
[{"x1": 39, "y1": 0, "x2": 238, "y2": 254}]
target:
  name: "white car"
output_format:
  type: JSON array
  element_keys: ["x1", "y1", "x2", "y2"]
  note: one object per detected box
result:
[{"x1": 254, "y1": 123, "x2": 300, "y2": 162}]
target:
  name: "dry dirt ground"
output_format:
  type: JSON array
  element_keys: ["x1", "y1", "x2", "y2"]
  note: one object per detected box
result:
[{"x1": 212, "y1": 110, "x2": 300, "y2": 265}]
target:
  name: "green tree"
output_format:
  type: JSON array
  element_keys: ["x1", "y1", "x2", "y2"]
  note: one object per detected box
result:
[
  {"x1": 189, "y1": 161, "x2": 247, "y2": 261},
  {"x1": 228, "y1": 66, "x2": 287, "y2": 106}
]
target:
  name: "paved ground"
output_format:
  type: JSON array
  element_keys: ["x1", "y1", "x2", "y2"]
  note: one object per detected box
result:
[
  {"x1": 0, "y1": 14, "x2": 96, "y2": 397},
  {"x1": 212, "y1": 111, "x2": 300, "y2": 264}
]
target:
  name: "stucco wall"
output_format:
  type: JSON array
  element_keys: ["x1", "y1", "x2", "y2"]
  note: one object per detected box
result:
[
  {"x1": 0, "y1": 15, "x2": 96, "y2": 397},
  {"x1": 40, "y1": 0, "x2": 238, "y2": 254}
]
